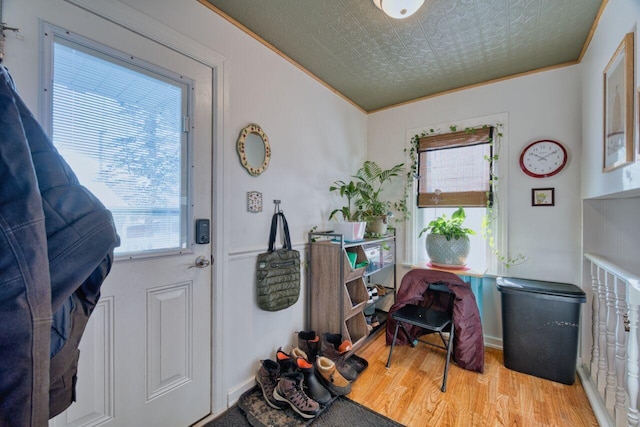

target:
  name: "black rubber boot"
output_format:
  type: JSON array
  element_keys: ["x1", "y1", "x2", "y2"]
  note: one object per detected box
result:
[
  {"x1": 297, "y1": 330, "x2": 320, "y2": 362},
  {"x1": 276, "y1": 347, "x2": 295, "y2": 373},
  {"x1": 296, "y1": 355, "x2": 332, "y2": 406}
]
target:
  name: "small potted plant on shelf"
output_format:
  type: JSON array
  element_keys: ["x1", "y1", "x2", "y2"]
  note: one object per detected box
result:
[
  {"x1": 419, "y1": 207, "x2": 475, "y2": 268},
  {"x1": 353, "y1": 161, "x2": 404, "y2": 236},
  {"x1": 329, "y1": 180, "x2": 367, "y2": 241}
]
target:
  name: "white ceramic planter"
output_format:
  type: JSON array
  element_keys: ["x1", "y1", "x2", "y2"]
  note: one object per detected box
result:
[
  {"x1": 426, "y1": 234, "x2": 470, "y2": 267},
  {"x1": 333, "y1": 221, "x2": 366, "y2": 241}
]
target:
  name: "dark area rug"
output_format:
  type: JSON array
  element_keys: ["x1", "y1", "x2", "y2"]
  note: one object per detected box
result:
[{"x1": 203, "y1": 386, "x2": 404, "y2": 427}]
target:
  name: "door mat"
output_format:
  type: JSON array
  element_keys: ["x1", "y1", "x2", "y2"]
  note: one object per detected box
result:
[{"x1": 204, "y1": 386, "x2": 404, "y2": 427}]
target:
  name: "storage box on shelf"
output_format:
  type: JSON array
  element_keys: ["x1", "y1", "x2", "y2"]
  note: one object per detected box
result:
[{"x1": 308, "y1": 231, "x2": 396, "y2": 353}]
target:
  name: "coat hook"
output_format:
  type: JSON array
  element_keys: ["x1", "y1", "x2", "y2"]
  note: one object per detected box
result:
[
  {"x1": 273, "y1": 199, "x2": 281, "y2": 214},
  {"x1": 0, "y1": 23, "x2": 20, "y2": 64}
]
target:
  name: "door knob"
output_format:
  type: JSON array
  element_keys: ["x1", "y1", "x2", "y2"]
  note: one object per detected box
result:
[{"x1": 190, "y1": 255, "x2": 211, "y2": 268}]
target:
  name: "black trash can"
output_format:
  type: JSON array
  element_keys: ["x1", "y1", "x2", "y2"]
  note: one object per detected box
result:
[{"x1": 496, "y1": 277, "x2": 586, "y2": 385}]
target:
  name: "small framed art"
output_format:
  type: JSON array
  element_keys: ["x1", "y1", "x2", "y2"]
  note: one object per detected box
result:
[
  {"x1": 532, "y1": 188, "x2": 554, "y2": 207},
  {"x1": 603, "y1": 32, "x2": 634, "y2": 172}
]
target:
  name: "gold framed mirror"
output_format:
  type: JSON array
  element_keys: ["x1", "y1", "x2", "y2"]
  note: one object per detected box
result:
[{"x1": 237, "y1": 123, "x2": 271, "y2": 176}]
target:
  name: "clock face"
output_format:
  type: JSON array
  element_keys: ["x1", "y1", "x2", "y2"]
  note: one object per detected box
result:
[{"x1": 519, "y1": 140, "x2": 567, "y2": 178}]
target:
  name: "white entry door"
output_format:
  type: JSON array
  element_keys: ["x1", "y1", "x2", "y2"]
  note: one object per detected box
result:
[{"x1": 9, "y1": 3, "x2": 215, "y2": 426}]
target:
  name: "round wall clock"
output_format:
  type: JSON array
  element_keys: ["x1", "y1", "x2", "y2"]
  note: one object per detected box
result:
[{"x1": 519, "y1": 139, "x2": 568, "y2": 178}]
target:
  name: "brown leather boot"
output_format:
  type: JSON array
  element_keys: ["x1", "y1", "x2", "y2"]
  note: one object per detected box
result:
[
  {"x1": 272, "y1": 372, "x2": 320, "y2": 419},
  {"x1": 297, "y1": 330, "x2": 320, "y2": 362},
  {"x1": 320, "y1": 333, "x2": 357, "y2": 381},
  {"x1": 315, "y1": 356, "x2": 352, "y2": 396},
  {"x1": 255, "y1": 359, "x2": 287, "y2": 410}
]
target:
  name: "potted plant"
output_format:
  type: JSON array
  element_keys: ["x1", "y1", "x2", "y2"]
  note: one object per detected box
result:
[
  {"x1": 419, "y1": 207, "x2": 475, "y2": 267},
  {"x1": 353, "y1": 161, "x2": 404, "y2": 236},
  {"x1": 328, "y1": 180, "x2": 366, "y2": 241}
]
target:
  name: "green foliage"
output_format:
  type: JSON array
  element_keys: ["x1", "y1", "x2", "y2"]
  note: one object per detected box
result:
[
  {"x1": 353, "y1": 161, "x2": 404, "y2": 218},
  {"x1": 419, "y1": 207, "x2": 476, "y2": 241},
  {"x1": 405, "y1": 123, "x2": 527, "y2": 268},
  {"x1": 329, "y1": 180, "x2": 360, "y2": 221},
  {"x1": 329, "y1": 161, "x2": 404, "y2": 223}
]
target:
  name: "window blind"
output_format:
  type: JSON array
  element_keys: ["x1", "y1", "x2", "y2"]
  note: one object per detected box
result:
[{"x1": 417, "y1": 127, "x2": 493, "y2": 207}]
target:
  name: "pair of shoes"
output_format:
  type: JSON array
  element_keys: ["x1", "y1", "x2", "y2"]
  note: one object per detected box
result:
[
  {"x1": 367, "y1": 286, "x2": 379, "y2": 302},
  {"x1": 277, "y1": 346, "x2": 332, "y2": 406},
  {"x1": 257, "y1": 356, "x2": 322, "y2": 418},
  {"x1": 321, "y1": 333, "x2": 357, "y2": 381},
  {"x1": 375, "y1": 284, "x2": 388, "y2": 296},
  {"x1": 315, "y1": 356, "x2": 352, "y2": 396},
  {"x1": 370, "y1": 314, "x2": 380, "y2": 328}
]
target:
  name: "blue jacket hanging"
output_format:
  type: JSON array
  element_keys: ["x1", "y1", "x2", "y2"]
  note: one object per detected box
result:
[{"x1": 0, "y1": 66, "x2": 120, "y2": 425}]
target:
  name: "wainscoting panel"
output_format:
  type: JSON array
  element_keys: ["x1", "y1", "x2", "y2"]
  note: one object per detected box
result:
[
  {"x1": 51, "y1": 297, "x2": 115, "y2": 427},
  {"x1": 146, "y1": 282, "x2": 193, "y2": 401}
]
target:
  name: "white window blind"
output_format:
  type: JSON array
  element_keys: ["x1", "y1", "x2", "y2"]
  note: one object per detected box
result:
[
  {"x1": 52, "y1": 37, "x2": 189, "y2": 255},
  {"x1": 417, "y1": 127, "x2": 493, "y2": 207}
]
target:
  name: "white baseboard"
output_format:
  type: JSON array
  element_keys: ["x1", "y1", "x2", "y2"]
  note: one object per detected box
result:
[
  {"x1": 227, "y1": 376, "x2": 256, "y2": 407},
  {"x1": 483, "y1": 335, "x2": 502, "y2": 349},
  {"x1": 576, "y1": 365, "x2": 613, "y2": 427}
]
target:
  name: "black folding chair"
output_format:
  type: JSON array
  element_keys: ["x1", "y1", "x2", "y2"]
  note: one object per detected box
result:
[{"x1": 386, "y1": 283, "x2": 455, "y2": 392}]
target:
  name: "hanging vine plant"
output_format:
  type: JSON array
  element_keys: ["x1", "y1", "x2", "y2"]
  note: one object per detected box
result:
[{"x1": 402, "y1": 123, "x2": 526, "y2": 268}]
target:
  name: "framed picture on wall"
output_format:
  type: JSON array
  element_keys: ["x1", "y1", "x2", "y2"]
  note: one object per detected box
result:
[
  {"x1": 603, "y1": 32, "x2": 634, "y2": 172},
  {"x1": 532, "y1": 188, "x2": 554, "y2": 207}
]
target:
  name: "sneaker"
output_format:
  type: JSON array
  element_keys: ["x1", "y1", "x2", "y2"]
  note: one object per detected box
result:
[
  {"x1": 375, "y1": 284, "x2": 388, "y2": 296},
  {"x1": 370, "y1": 314, "x2": 380, "y2": 328},
  {"x1": 255, "y1": 359, "x2": 287, "y2": 410},
  {"x1": 273, "y1": 372, "x2": 320, "y2": 419},
  {"x1": 367, "y1": 286, "x2": 379, "y2": 302}
]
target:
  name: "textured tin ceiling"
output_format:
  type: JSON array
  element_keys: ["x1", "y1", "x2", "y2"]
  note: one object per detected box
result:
[{"x1": 201, "y1": 0, "x2": 603, "y2": 112}]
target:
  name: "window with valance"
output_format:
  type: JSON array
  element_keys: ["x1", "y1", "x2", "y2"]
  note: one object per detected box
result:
[{"x1": 417, "y1": 127, "x2": 493, "y2": 208}]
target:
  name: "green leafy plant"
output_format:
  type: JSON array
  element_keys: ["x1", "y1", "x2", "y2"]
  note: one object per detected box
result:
[
  {"x1": 419, "y1": 207, "x2": 476, "y2": 240},
  {"x1": 353, "y1": 160, "x2": 404, "y2": 219},
  {"x1": 328, "y1": 180, "x2": 361, "y2": 222},
  {"x1": 329, "y1": 161, "x2": 405, "y2": 225}
]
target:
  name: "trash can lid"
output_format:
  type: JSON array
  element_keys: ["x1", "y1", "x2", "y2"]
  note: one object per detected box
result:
[{"x1": 497, "y1": 277, "x2": 586, "y2": 301}]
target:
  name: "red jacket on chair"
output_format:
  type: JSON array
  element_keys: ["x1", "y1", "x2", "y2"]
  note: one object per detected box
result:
[{"x1": 386, "y1": 269, "x2": 485, "y2": 373}]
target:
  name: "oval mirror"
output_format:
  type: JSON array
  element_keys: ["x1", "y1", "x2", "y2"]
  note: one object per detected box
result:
[{"x1": 237, "y1": 123, "x2": 271, "y2": 176}]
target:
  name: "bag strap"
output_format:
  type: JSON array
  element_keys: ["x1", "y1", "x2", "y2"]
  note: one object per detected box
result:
[{"x1": 268, "y1": 212, "x2": 292, "y2": 252}]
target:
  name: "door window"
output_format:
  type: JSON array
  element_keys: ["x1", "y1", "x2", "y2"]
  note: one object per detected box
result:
[{"x1": 48, "y1": 30, "x2": 192, "y2": 257}]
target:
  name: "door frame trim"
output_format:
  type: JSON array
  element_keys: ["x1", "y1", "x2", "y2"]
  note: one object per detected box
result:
[{"x1": 63, "y1": 0, "x2": 228, "y2": 416}]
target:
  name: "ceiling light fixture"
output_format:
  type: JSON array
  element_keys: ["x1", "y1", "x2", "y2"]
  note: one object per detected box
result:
[{"x1": 372, "y1": 0, "x2": 425, "y2": 19}]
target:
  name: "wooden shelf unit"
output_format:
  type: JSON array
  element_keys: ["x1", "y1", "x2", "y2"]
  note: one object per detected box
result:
[{"x1": 308, "y1": 232, "x2": 396, "y2": 352}]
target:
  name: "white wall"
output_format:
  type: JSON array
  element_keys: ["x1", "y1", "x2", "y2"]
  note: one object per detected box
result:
[
  {"x1": 580, "y1": 0, "x2": 640, "y2": 200},
  {"x1": 579, "y1": 0, "x2": 640, "y2": 367},
  {"x1": 367, "y1": 66, "x2": 583, "y2": 344},
  {"x1": 4, "y1": 0, "x2": 367, "y2": 415}
]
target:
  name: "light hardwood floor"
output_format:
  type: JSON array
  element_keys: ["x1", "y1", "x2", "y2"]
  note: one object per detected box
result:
[{"x1": 348, "y1": 332, "x2": 598, "y2": 427}]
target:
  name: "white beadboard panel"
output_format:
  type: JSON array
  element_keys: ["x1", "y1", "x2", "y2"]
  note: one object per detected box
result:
[
  {"x1": 146, "y1": 282, "x2": 193, "y2": 401},
  {"x1": 50, "y1": 297, "x2": 115, "y2": 427}
]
